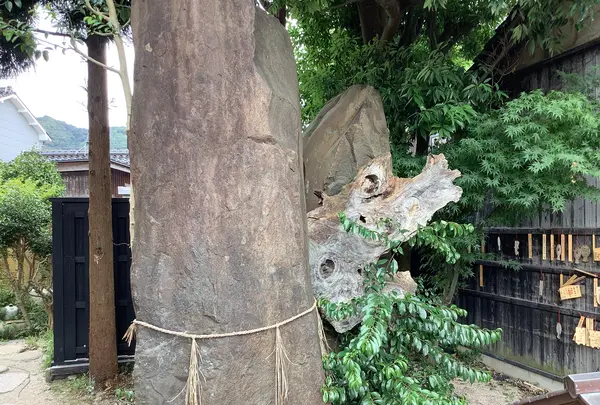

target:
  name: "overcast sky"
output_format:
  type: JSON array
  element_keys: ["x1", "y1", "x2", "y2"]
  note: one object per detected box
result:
[{"x1": 0, "y1": 17, "x2": 135, "y2": 129}]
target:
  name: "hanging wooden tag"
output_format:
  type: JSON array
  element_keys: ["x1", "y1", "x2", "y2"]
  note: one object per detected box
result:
[
  {"x1": 542, "y1": 234, "x2": 547, "y2": 261},
  {"x1": 559, "y1": 284, "x2": 582, "y2": 300},
  {"x1": 539, "y1": 279, "x2": 544, "y2": 297},
  {"x1": 561, "y1": 234, "x2": 566, "y2": 261},
  {"x1": 595, "y1": 278, "x2": 600, "y2": 308},
  {"x1": 550, "y1": 235, "x2": 555, "y2": 261},
  {"x1": 528, "y1": 234, "x2": 533, "y2": 259},
  {"x1": 586, "y1": 318, "x2": 595, "y2": 346},
  {"x1": 594, "y1": 234, "x2": 600, "y2": 262},
  {"x1": 563, "y1": 275, "x2": 577, "y2": 286},
  {"x1": 568, "y1": 234, "x2": 573, "y2": 262},
  {"x1": 479, "y1": 240, "x2": 485, "y2": 287},
  {"x1": 589, "y1": 331, "x2": 600, "y2": 348},
  {"x1": 574, "y1": 316, "x2": 586, "y2": 345}
]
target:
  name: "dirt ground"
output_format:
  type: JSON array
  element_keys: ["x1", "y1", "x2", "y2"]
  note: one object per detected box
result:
[
  {"x1": 0, "y1": 340, "x2": 131, "y2": 405},
  {"x1": 454, "y1": 369, "x2": 548, "y2": 405},
  {"x1": 1, "y1": 339, "x2": 545, "y2": 405}
]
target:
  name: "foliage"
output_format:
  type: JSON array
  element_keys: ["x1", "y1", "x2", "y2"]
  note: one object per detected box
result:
[
  {"x1": 0, "y1": 150, "x2": 64, "y2": 191},
  {"x1": 293, "y1": 32, "x2": 504, "y2": 157},
  {"x1": 51, "y1": 372, "x2": 135, "y2": 404},
  {"x1": 0, "y1": 281, "x2": 15, "y2": 306},
  {"x1": 0, "y1": 0, "x2": 131, "y2": 80},
  {"x1": 37, "y1": 115, "x2": 129, "y2": 150},
  {"x1": 440, "y1": 90, "x2": 600, "y2": 225},
  {"x1": 320, "y1": 215, "x2": 501, "y2": 404},
  {"x1": 0, "y1": 151, "x2": 63, "y2": 333},
  {"x1": 0, "y1": 0, "x2": 37, "y2": 78}
]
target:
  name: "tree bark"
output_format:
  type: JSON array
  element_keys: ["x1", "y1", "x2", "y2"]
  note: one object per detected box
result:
[
  {"x1": 130, "y1": 3, "x2": 324, "y2": 404},
  {"x1": 86, "y1": 35, "x2": 118, "y2": 386},
  {"x1": 358, "y1": 0, "x2": 384, "y2": 44}
]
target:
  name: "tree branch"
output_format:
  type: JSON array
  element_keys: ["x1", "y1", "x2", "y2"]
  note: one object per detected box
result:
[
  {"x1": 399, "y1": 6, "x2": 420, "y2": 46},
  {"x1": 427, "y1": 10, "x2": 437, "y2": 48},
  {"x1": 32, "y1": 28, "x2": 71, "y2": 38},
  {"x1": 84, "y1": 0, "x2": 110, "y2": 22},
  {"x1": 70, "y1": 38, "x2": 120, "y2": 74},
  {"x1": 375, "y1": 0, "x2": 402, "y2": 42},
  {"x1": 331, "y1": 0, "x2": 364, "y2": 9}
]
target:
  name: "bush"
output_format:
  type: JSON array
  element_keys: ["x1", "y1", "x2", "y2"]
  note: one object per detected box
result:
[
  {"x1": 319, "y1": 217, "x2": 501, "y2": 404},
  {"x1": 0, "y1": 282, "x2": 15, "y2": 307}
]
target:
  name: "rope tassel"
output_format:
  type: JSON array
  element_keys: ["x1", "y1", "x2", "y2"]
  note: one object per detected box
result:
[
  {"x1": 185, "y1": 338, "x2": 203, "y2": 405},
  {"x1": 122, "y1": 300, "x2": 317, "y2": 405},
  {"x1": 274, "y1": 326, "x2": 289, "y2": 405},
  {"x1": 123, "y1": 322, "x2": 137, "y2": 346}
]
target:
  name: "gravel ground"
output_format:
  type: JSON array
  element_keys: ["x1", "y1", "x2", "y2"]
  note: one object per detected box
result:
[
  {"x1": 0, "y1": 340, "x2": 131, "y2": 405},
  {"x1": 454, "y1": 369, "x2": 548, "y2": 405}
]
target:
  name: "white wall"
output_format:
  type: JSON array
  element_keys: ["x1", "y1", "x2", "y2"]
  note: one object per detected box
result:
[{"x1": 0, "y1": 99, "x2": 42, "y2": 162}]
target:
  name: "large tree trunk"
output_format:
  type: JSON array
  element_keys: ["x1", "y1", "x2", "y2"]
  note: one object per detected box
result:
[
  {"x1": 86, "y1": 35, "x2": 118, "y2": 386},
  {"x1": 130, "y1": 2, "x2": 324, "y2": 404}
]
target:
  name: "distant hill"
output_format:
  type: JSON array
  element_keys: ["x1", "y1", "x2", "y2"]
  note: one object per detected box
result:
[{"x1": 37, "y1": 116, "x2": 128, "y2": 150}]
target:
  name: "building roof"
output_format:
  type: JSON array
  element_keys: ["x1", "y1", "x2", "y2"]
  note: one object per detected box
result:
[
  {"x1": 511, "y1": 373, "x2": 600, "y2": 405},
  {"x1": 41, "y1": 150, "x2": 130, "y2": 169},
  {"x1": 0, "y1": 86, "x2": 51, "y2": 143}
]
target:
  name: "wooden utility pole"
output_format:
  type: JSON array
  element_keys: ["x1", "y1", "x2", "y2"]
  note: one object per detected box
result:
[{"x1": 86, "y1": 34, "x2": 118, "y2": 386}]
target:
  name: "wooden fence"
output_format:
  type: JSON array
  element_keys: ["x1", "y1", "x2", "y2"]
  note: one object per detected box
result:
[{"x1": 458, "y1": 227, "x2": 600, "y2": 379}]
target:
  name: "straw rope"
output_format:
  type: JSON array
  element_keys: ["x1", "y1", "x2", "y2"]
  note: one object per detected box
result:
[{"x1": 123, "y1": 299, "x2": 319, "y2": 405}]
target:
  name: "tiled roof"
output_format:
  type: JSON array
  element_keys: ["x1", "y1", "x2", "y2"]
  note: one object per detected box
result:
[{"x1": 41, "y1": 150, "x2": 130, "y2": 167}]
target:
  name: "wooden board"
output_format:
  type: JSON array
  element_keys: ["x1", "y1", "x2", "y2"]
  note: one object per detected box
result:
[
  {"x1": 590, "y1": 331, "x2": 600, "y2": 349},
  {"x1": 568, "y1": 234, "x2": 573, "y2": 262},
  {"x1": 559, "y1": 285, "x2": 582, "y2": 300},
  {"x1": 528, "y1": 234, "x2": 533, "y2": 259},
  {"x1": 479, "y1": 240, "x2": 485, "y2": 287},
  {"x1": 561, "y1": 234, "x2": 566, "y2": 261},
  {"x1": 550, "y1": 235, "x2": 555, "y2": 261},
  {"x1": 542, "y1": 234, "x2": 547, "y2": 260}
]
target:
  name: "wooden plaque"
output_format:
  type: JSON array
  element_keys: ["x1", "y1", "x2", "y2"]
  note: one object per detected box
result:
[
  {"x1": 550, "y1": 235, "x2": 555, "y2": 261},
  {"x1": 561, "y1": 234, "x2": 566, "y2": 261},
  {"x1": 590, "y1": 331, "x2": 600, "y2": 349},
  {"x1": 568, "y1": 234, "x2": 573, "y2": 262},
  {"x1": 559, "y1": 285, "x2": 582, "y2": 300},
  {"x1": 575, "y1": 327, "x2": 587, "y2": 345},
  {"x1": 479, "y1": 240, "x2": 485, "y2": 287},
  {"x1": 542, "y1": 234, "x2": 547, "y2": 260},
  {"x1": 528, "y1": 234, "x2": 533, "y2": 259}
]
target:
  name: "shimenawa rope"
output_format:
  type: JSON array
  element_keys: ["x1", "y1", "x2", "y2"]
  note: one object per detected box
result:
[{"x1": 123, "y1": 300, "x2": 320, "y2": 405}]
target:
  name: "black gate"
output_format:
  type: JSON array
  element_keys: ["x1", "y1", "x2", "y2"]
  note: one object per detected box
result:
[{"x1": 51, "y1": 198, "x2": 135, "y2": 377}]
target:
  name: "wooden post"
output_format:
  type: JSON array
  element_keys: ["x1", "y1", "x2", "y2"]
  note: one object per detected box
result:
[
  {"x1": 480, "y1": 240, "x2": 485, "y2": 287},
  {"x1": 86, "y1": 35, "x2": 118, "y2": 385}
]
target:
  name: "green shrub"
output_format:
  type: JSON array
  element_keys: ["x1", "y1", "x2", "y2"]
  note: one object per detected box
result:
[
  {"x1": 319, "y1": 216, "x2": 501, "y2": 404},
  {"x1": 0, "y1": 283, "x2": 15, "y2": 307}
]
